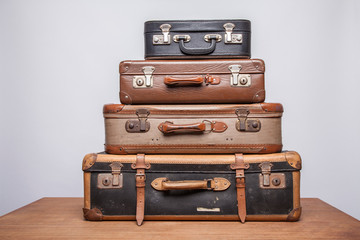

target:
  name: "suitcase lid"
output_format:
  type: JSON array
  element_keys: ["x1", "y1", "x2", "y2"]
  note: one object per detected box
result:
[
  {"x1": 83, "y1": 152, "x2": 301, "y2": 173},
  {"x1": 103, "y1": 103, "x2": 283, "y2": 117},
  {"x1": 119, "y1": 59, "x2": 264, "y2": 74},
  {"x1": 144, "y1": 19, "x2": 251, "y2": 33}
]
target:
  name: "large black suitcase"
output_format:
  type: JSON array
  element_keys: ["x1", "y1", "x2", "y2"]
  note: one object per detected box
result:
[
  {"x1": 144, "y1": 20, "x2": 251, "y2": 59},
  {"x1": 83, "y1": 152, "x2": 301, "y2": 225}
]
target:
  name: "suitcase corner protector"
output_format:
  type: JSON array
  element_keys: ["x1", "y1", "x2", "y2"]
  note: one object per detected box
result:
[
  {"x1": 83, "y1": 208, "x2": 103, "y2": 221},
  {"x1": 82, "y1": 154, "x2": 97, "y2": 171},
  {"x1": 286, "y1": 207, "x2": 302, "y2": 221}
]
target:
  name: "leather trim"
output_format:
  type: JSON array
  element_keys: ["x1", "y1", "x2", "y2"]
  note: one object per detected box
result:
[
  {"x1": 103, "y1": 104, "x2": 125, "y2": 114},
  {"x1": 286, "y1": 207, "x2": 302, "y2": 221},
  {"x1": 83, "y1": 208, "x2": 103, "y2": 221},
  {"x1": 82, "y1": 153, "x2": 97, "y2": 171},
  {"x1": 104, "y1": 144, "x2": 282, "y2": 154},
  {"x1": 285, "y1": 151, "x2": 302, "y2": 170},
  {"x1": 83, "y1": 172, "x2": 91, "y2": 209},
  {"x1": 252, "y1": 89, "x2": 265, "y2": 103},
  {"x1": 151, "y1": 177, "x2": 230, "y2": 191},
  {"x1": 100, "y1": 214, "x2": 289, "y2": 221},
  {"x1": 260, "y1": 103, "x2": 284, "y2": 113}
]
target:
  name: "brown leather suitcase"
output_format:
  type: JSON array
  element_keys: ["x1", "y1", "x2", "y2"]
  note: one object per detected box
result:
[
  {"x1": 104, "y1": 103, "x2": 283, "y2": 154},
  {"x1": 83, "y1": 151, "x2": 301, "y2": 225},
  {"x1": 119, "y1": 59, "x2": 265, "y2": 104}
]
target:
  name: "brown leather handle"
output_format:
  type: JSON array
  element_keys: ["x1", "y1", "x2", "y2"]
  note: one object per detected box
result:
[
  {"x1": 164, "y1": 76, "x2": 204, "y2": 86},
  {"x1": 151, "y1": 177, "x2": 231, "y2": 191},
  {"x1": 164, "y1": 75, "x2": 221, "y2": 86},
  {"x1": 158, "y1": 121, "x2": 205, "y2": 133}
]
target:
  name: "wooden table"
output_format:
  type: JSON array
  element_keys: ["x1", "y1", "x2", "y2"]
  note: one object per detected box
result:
[{"x1": 0, "y1": 198, "x2": 359, "y2": 239}]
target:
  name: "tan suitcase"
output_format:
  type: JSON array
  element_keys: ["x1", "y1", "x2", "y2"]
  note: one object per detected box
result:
[
  {"x1": 83, "y1": 151, "x2": 301, "y2": 225},
  {"x1": 103, "y1": 103, "x2": 283, "y2": 154}
]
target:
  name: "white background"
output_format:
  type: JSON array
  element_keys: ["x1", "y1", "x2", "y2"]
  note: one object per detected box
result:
[{"x1": 1, "y1": 0, "x2": 359, "y2": 220}]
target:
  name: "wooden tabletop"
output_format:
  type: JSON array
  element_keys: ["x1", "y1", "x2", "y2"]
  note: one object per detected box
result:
[{"x1": 0, "y1": 198, "x2": 359, "y2": 239}]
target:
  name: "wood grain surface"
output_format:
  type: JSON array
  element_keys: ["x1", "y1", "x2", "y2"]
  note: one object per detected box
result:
[{"x1": 0, "y1": 198, "x2": 359, "y2": 240}]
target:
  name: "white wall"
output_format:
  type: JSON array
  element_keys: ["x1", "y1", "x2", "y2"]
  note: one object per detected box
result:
[{"x1": 1, "y1": 0, "x2": 359, "y2": 220}]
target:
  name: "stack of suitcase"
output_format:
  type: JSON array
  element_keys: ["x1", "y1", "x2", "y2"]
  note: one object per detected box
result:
[{"x1": 82, "y1": 20, "x2": 302, "y2": 225}]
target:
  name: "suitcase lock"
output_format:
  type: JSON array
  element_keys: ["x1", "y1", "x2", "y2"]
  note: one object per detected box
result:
[
  {"x1": 235, "y1": 108, "x2": 261, "y2": 132},
  {"x1": 223, "y1": 23, "x2": 243, "y2": 44},
  {"x1": 259, "y1": 162, "x2": 286, "y2": 189},
  {"x1": 97, "y1": 162, "x2": 123, "y2": 189},
  {"x1": 153, "y1": 24, "x2": 171, "y2": 44},
  {"x1": 133, "y1": 66, "x2": 155, "y2": 88},
  {"x1": 228, "y1": 65, "x2": 251, "y2": 87},
  {"x1": 126, "y1": 109, "x2": 150, "y2": 133}
]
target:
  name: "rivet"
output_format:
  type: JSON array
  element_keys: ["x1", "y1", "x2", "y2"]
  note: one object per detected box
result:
[
  {"x1": 129, "y1": 123, "x2": 134, "y2": 129},
  {"x1": 125, "y1": 96, "x2": 129, "y2": 99},
  {"x1": 252, "y1": 122, "x2": 259, "y2": 128},
  {"x1": 154, "y1": 37, "x2": 159, "y2": 42}
]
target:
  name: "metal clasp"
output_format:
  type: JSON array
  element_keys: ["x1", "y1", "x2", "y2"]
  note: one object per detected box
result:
[
  {"x1": 153, "y1": 24, "x2": 171, "y2": 44},
  {"x1": 259, "y1": 162, "x2": 273, "y2": 186},
  {"x1": 223, "y1": 23, "x2": 243, "y2": 44},
  {"x1": 228, "y1": 65, "x2": 251, "y2": 87},
  {"x1": 133, "y1": 66, "x2": 155, "y2": 88},
  {"x1": 97, "y1": 162, "x2": 123, "y2": 189},
  {"x1": 125, "y1": 109, "x2": 150, "y2": 133},
  {"x1": 235, "y1": 108, "x2": 261, "y2": 132},
  {"x1": 204, "y1": 34, "x2": 222, "y2": 42}
]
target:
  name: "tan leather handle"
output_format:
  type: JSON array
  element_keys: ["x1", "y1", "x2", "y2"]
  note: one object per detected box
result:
[
  {"x1": 151, "y1": 177, "x2": 231, "y2": 191},
  {"x1": 158, "y1": 121, "x2": 205, "y2": 133},
  {"x1": 164, "y1": 75, "x2": 221, "y2": 86},
  {"x1": 164, "y1": 76, "x2": 204, "y2": 86},
  {"x1": 158, "y1": 121, "x2": 228, "y2": 134}
]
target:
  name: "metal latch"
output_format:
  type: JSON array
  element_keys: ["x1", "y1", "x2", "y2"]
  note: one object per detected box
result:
[
  {"x1": 259, "y1": 162, "x2": 273, "y2": 186},
  {"x1": 223, "y1": 23, "x2": 243, "y2": 44},
  {"x1": 125, "y1": 109, "x2": 150, "y2": 133},
  {"x1": 258, "y1": 162, "x2": 286, "y2": 189},
  {"x1": 228, "y1": 65, "x2": 251, "y2": 87},
  {"x1": 235, "y1": 108, "x2": 261, "y2": 132},
  {"x1": 153, "y1": 24, "x2": 171, "y2": 44},
  {"x1": 133, "y1": 66, "x2": 155, "y2": 88},
  {"x1": 97, "y1": 162, "x2": 123, "y2": 189}
]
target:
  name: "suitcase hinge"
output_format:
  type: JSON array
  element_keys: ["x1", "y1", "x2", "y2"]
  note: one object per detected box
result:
[
  {"x1": 97, "y1": 162, "x2": 123, "y2": 189},
  {"x1": 133, "y1": 66, "x2": 155, "y2": 88},
  {"x1": 228, "y1": 65, "x2": 251, "y2": 87},
  {"x1": 258, "y1": 162, "x2": 286, "y2": 189},
  {"x1": 223, "y1": 23, "x2": 243, "y2": 44},
  {"x1": 126, "y1": 109, "x2": 150, "y2": 133},
  {"x1": 153, "y1": 24, "x2": 171, "y2": 44},
  {"x1": 235, "y1": 108, "x2": 261, "y2": 132}
]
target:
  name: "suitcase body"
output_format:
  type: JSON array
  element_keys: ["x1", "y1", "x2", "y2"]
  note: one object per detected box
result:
[
  {"x1": 120, "y1": 59, "x2": 265, "y2": 104},
  {"x1": 144, "y1": 20, "x2": 251, "y2": 59},
  {"x1": 104, "y1": 103, "x2": 283, "y2": 154},
  {"x1": 83, "y1": 152, "x2": 301, "y2": 223}
]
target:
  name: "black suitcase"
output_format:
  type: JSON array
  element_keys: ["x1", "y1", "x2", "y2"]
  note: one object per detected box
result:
[
  {"x1": 83, "y1": 152, "x2": 301, "y2": 225},
  {"x1": 144, "y1": 20, "x2": 251, "y2": 59}
]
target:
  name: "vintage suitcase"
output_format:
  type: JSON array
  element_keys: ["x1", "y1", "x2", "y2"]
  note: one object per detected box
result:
[
  {"x1": 120, "y1": 59, "x2": 265, "y2": 104},
  {"x1": 83, "y1": 151, "x2": 302, "y2": 225},
  {"x1": 144, "y1": 20, "x2": 251, "y2": 59},
  {"x1": 103, "y1": 103, "x2": 283, "y2": 154}
]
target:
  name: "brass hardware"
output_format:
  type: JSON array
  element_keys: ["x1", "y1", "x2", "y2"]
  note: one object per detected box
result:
[
  {"x1": 235, "y1": 108, "x2": 261, "y2": 132},
  {"x1": 153, "y1": 24, "x2": 171, "y2": 44},
  {"x1": 97, "y1": 162, "x2": 123, "y2": 189},
  {"x1": 204, "y1": 34, "x2": 222, "y2": 42},
  {"x1": 259, "y1": 162, "x2": 273, "y2": 186},
  {"x1": 259, "y1": 173, "x2": 286, "y2": 189},
  {"x1": 228, "y1": 65, "x2": 251, "y2": 87},
  {"x1": 125, "y1": 109, "x2": 150, "y2": 133},
  {"x1": 133, "y1": 66, "x2": 155, "y2": 88},
  {"x1": 173, "y1": 35, "x2": 191, "y2": 43},
  {"x1": 223, "y1": 23, "x2": 243, "y2": 44}
]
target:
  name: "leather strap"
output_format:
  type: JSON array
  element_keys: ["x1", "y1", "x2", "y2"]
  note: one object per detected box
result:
[
  {"x1": 131, "y1": 154, "x2": 150, "y2": 226},
  {"x1": 230, "y1": 153, "x2": 249, "y2": 223}
]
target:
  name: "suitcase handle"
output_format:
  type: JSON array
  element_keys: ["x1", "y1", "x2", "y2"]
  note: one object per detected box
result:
[
  {"x1": 158, "y1": 121, "x2": 227, "y2": 134},
  {"x1": 151, "y1": 177, "x2": 231, "y2": 191},
  {"x1": 164, "y1": 75, "x2": 221, "y2": 86},
  {"x1": 178, "y1": 36, "x2": 217, "y2": 55},
  {"x1": 164, "y1": 76, "x2": 203, "y2": 86}
]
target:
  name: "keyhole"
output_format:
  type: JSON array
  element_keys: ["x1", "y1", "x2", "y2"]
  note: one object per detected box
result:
[
  {"x1": 272, "y1": 178, "x2": 281, "y2": 186},
  {"x1": 102, "y1": 177, "x2": 111, "y2": 186},
  {"x1": 240, "y1": 77, "x2": 248, "y2": 85},
  {"x1": 136, "y1": 78, "x2": 144, "y2": 86}
]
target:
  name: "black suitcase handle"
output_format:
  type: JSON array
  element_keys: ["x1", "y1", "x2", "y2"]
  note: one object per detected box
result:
[{"x1": 178, "y1": 36, "x2": 217, "y2": 55}]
